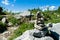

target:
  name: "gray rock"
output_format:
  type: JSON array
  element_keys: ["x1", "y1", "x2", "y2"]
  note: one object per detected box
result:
[
  {"x1": 51, "y1": 23, "x2": 60, "y2": 40},
  {"x1": 1, "y1": 17, "x2": 6, "y2": 24},
  {"x1": 51, "y1": 23, "x2": 60, "y2": 35},
  {"x1": 34, "y1": 37, "x2": 53, "y2": 40},
  {"x1": 14, "y1": 29, "x2": 54, "y2": 40},
  {"x1": 8, "y1": 22, "x2": 13, "y2": 26}
]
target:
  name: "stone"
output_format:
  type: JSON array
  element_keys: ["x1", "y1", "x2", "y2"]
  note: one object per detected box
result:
[
  {"x1": 14, "y1": 29, "x2": 54, "y2": 40},
  {"x1": 51, "y1": 23, "x2": 60, "y2": 40},
  {"x1": 34, "y1": 36, "x2": 54, "y2": 40},
  {"x1": 33, "y1": 31, "x2": 45, "y2": 38},
  {"x1": 1, "y1": 17, "x2": 6, "y2": 24},
  {"x1": 34, "y1": 24, "x2": 43, "y2": 30},
  {"x1": 51, "y1": 23, "x2": 60, "y2": 35},
  {"x1": 8, "y1": 22, "x2": 13, "y2": 26},
  {"x1": 2, "y1": 31, "x2": 11, "y2": 38}
]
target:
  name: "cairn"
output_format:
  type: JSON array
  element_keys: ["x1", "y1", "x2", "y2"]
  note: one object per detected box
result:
[{"x1": 33, "y1": 11, "x2": 53, "y2": 38}]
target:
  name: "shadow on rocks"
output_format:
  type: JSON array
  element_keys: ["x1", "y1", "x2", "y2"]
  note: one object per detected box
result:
[{"x1": 46, "y1": 31, "x2": 59, "y2": 40}]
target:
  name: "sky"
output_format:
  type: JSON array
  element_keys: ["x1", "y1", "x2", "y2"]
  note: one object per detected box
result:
[{"x1": 0, "y1": 0, "x2": 60, "y2": 12}]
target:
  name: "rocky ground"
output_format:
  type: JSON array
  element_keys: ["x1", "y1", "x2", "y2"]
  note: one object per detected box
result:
[
  {"x1": 14, "y1": 29, "x2": 54, "y2": 40},
  {"x1": 15, "y1": 23, "x2": 60, "y2": 40},
  {"x1": 0, "y1": 26, "x2": 18, "y2": 40}
]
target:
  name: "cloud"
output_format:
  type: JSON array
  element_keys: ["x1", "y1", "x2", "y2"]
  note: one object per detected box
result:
[
  {"x1": 1, "y1": 0, "x2": 10, "y2": 5},
  {"x1": 40, "y1": 5, "x2": 49, "y2": 11},
  {"x1": 40, "y1": 5, "x2": 56, "y2": 11},
  {"x1": 49, "y1": 6, "x2": 56, "y2": 10}
]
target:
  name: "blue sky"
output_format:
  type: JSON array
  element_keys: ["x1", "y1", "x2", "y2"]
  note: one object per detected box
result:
[{"x1": 0, "y1": 0, "x2": 60, "y2": 12}]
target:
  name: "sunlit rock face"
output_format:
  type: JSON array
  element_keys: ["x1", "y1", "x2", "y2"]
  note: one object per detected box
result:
[
  {"x1": 51, "y1": 23, "x2": 60, "y2": 35},
  {"x1": 51, "y1": 23, "x2": 60, "y2": 40},
  {"x1": 46, "y1": 23, "x2": 60, "y2": 35},
  {"x1": 46, "y1": 23, "x2": 60, "y2": 40},
  {"x1": 14, "y1": 29, "x2": 54, "y2": 40},
  {"x1": 1, "y1": 17, "x2": 6, "y2": 23}
]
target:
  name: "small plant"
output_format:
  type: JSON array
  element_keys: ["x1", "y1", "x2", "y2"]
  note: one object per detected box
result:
[
  {"x1": 8, "y1": 16, "x2": 19, "y2": 25},
  {"x1": 0, "y1": 21, "x2": 7, "y2": 33}
]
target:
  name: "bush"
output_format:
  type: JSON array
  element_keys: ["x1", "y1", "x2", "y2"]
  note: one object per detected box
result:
[
  {"x1": 0, "y1": 16, "x2": 3, "y2": 20},
  {"x1": 0, "y1": 21, "x2": 7, "y2": 33},
  {"x1": 8, "y1": 16, "x2": 19, "y2": 25},
  {"x1": 8, "y1": 23, "x2": 34, "y2": 40}
]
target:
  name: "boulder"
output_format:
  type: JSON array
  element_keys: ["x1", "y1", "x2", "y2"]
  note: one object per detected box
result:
[
  {"x1": 1, "y1": 17, "x2": 6, "y2": 24},
  {"x1": 51, "y1": 23, "x2": 60, "y2": 40},
  {"x1": 51, "y1": 23, "x2": 60, "y2": 35},
  {"x1": 14, "y1": 29, "x2": 54, "y2": 40}
]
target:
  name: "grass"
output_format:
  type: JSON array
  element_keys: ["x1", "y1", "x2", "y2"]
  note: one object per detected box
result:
[
  {"x1": 44, "y1": 13, "x2": 60, "y2": 24},
  {"x1": 8, "y1": 22, "x2": 34, "y2": 40}
]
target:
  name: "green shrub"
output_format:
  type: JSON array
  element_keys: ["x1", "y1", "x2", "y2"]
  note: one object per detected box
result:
[
  {"x1": 8, "y1": 23, "x2": 34, "y2": 40},
  {"x1": 0, "y1": 21, "x2": 7, "y2": 33},
  {"x1": 0, "y1": 16, "x2": 3, "y2": 20},
  {"x1": 8, "y1": 16, "x2": 18, "y2": 25}
]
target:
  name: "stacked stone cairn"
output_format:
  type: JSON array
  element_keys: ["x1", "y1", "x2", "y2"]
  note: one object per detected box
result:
[{"x1": 33, "y1": 11, "x2": 53, "y2": 38}]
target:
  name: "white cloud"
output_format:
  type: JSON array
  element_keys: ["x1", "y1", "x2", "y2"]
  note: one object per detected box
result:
[
  {"x1": 40, "y1": 5, "x2": 49, "y2": 11},
  {"x1": 42, "y1": 8, "x2": 47, "y2": 11},
  {"x1": 1, "y1": 0, "x2": 10, "y2": 5},
  {"x1": 40, "y1": 5, "x2": 56, "y2": 11},
  {"x1": 49, "y1": 6, "x2": 56, "y2": 10}
]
